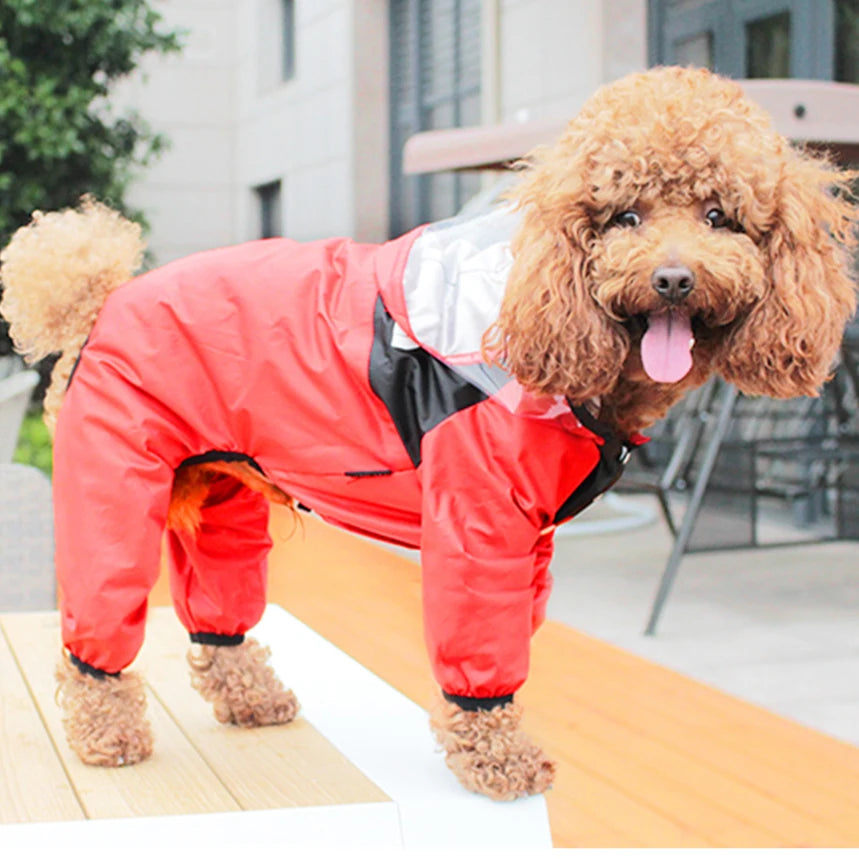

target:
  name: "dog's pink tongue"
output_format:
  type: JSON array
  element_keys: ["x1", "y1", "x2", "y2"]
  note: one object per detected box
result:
[{"x1": 641, "y1": 310, "x2": 694, "y2": 383}]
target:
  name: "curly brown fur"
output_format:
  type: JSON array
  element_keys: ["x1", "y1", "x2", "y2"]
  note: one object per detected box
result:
[
  {"x1": 485, "y1": 66, "x2": 858, "y2": 434},
  {"x1": 55, "y1": 651, "x2": 153, "y2": 767},
  {"x1": 429, "y1": 696, "x2": 556, "y2": 801},
  {"x1": 0, "y1": 198, "x2": 294, "y2": 523},
  {"x1": 0, "y1": 198, "x2": 145, "y2": 433},
  {"x1": 6, "y1": 68, "x2": 859, "y2": 798},
  {"x1": 187, "y1": 638, "x2": 299, "y2": 727},
  {"x1": 169, "y1": 460, "x2": 295, "y2": 534}
]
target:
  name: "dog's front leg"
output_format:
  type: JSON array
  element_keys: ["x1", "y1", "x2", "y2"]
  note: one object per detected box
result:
[
  {"x1": 187, "y1": 637, "x2": 299, "y2": 727},
  {"x1": 55, "y1": 651, "x2": 153, "y2": 766},
  {"x1": 430, "y1": 695, "x2": 556, "y2": 800}
]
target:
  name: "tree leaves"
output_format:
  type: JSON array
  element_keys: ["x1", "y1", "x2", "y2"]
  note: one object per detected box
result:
[
  {"x1": 0, "y1": 0, "x2": 183, "y2": 243},
  {"x1": 0, "y1": 0, "x2": 183, "y2": 359}
]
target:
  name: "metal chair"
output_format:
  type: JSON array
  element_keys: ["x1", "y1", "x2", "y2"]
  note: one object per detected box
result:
[
  {"x1": 618, "y1": 377, "x2": 724, "y2": 537},
  {"x1": 636, "y1": 338, "x2": 859, "y2": 634},
  {"x1": 0, "y1": 463, "x2": 55, "y2": 610}
]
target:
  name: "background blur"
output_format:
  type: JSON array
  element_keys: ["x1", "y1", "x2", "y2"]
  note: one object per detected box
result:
[
  {"x1": 1, "y1": 0, "x2": 858, "y2": 756},
  {"x1": 113, "y1": 0, "x2": 859, "y2": 264}
]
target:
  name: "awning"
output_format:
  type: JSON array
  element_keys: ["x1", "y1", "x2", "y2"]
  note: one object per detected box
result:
[{"x1": 403, "y1": 79, "x2": 859, "y2": 174}]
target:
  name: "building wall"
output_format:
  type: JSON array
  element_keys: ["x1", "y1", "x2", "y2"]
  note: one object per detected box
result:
[
  {"x1": 602, "y1": 0, "x2": 649, "y2": 84},
  {"x1": 113, "y1": 0, "x2": 241, "y2": 264},
  {"x1": 114, "y1": 0, "x2": 647, "y2": 263},
  {"x1": 234, "y1": 0, "x2": 355, "y2": 243},
  {"x1": 350, "y1": 0, "x2": 390, "y2": 243},
  {"x1": 490, "y1": 0, "x2": 647, "y2": 123}
]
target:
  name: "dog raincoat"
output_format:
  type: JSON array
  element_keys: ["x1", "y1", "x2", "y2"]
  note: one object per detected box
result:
[{"x1": 54, "y1": 207, "x2": 639, "y2": 706}]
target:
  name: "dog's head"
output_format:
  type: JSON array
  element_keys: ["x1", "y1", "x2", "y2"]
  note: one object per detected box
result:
[{"x1": 487, "y1": 66, "x2": 858, "y2": 410}]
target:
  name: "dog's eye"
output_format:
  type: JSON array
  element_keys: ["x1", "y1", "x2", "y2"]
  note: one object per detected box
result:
[
  {"x1": 611, "y1": 210, "x2": 641, "y2": 228},
  {"x1": 705, "y1": 207, "x2": 745, "y2": 233},
  {"x1": 705, "y1": 207, "x2": 730, "y2": 229}
]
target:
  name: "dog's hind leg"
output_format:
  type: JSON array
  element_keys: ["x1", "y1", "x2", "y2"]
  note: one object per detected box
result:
[
  {"x1": 166, "y1": 471, "x2": 299, "y2": 727},
  {"x1": 55, "y1": 652, "x2": 153, "y2": 766}
]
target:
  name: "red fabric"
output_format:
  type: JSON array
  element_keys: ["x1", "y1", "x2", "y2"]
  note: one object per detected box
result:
[
  {"x1": 419, "y1": 398, "x2": 596, "y2": 697},
  {"x1": 167, "y1": 474, "x2": 272, "y2": 638},
  {"x1": 54, "y1": 230, "x2": 611, "y2": 695}
]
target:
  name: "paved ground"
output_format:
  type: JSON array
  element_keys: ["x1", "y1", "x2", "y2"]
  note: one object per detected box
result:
[{"x1": 547, "y1": 493, "x2": 859, "y2": 748}]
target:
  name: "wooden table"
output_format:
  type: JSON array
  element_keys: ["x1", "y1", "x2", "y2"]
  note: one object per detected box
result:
[
  {"x1": 259, "y1": 509, "x2": 859, "y2": 848},
  {"x1": 0, "y1": 610, "x2": 387, "y2": 828},
  {"x1": 3, "y1": 507, "x2": 859, "y2": 847},
  {"x1": 0, "y1": 535, "x2": 550, "y2": 847}
]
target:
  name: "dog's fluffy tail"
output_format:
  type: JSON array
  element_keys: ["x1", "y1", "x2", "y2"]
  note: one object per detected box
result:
[{"x1": 0, "y1": 197, "x2": 145, "y2": 431}]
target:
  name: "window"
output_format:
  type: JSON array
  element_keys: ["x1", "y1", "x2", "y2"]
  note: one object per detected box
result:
[
  {"x1": 835, "y1": 0, "x2": 859, "y2": 83},
  {"x1": 259, "y1": 0, "x2": 296, "y2": 89},
  {"x1": 745, "y1": 11, "x2": 791, "y2": 78},
  {"x1": 255, "y1": 181, "x2": 283, "y2": 238},
  {"x1": 649, "y1": 1, "x2": 854, "y2": 81},
  {"x1": 281, "y1": 0, "x2": 296, "y2": 82},
  {"x1": 674, "y1": 32, "x2": 714, "y2": 69},
  {"x1": 388, "y1": 0, "x2": 482, "y2": 237}
]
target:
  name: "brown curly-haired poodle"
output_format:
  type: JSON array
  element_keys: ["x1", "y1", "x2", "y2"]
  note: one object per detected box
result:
[{"x1": 1, "y1": 67, "x2": 856, "y2": 800}]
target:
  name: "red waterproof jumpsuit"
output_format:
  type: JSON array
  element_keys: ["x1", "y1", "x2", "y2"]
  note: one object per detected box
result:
[{"x1": 54, "y1": 208, "x2": 638, "y2": 706}]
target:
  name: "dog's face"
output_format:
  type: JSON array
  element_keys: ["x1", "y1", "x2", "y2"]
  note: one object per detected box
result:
[
  {"x1": 488, "y1": 66, "x2": 857, "y2": 427},
  {"x1": 588, "y1": 194, "x2": 768, "y2": 387}
]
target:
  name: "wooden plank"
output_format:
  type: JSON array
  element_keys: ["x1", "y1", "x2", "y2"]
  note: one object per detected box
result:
[
  {"x1": 525, "y1": 630, "x2": 859, "y2": 846},
  {"x1": 259, "y1": 513, "x2": 715, "y2": 847},
  {"x1": 0, "y1": 611, "x2": 240, "y2": 819},
  {"x1": 542, "y1": 722, "x2": 780, "y2": 846},
  {"x1": 557, "y1": 624, "x2": 859, "y2": 790},
  {"x1": 262, "y1": 512, "x2": 436, "y2": 708},
  {"x1": 526, "y1": 623, "x2": 859, "y2": 837},
  {"x1": 0, "y1": 620, "x2": 84, "y2": 823},
  {"x1": 138, "y1": 608, "x2": 389, "y2": 810},
  {"x1": 254, "y1": 508, "x2": 859, "y2": 848},
  {"x1": 530, "y1": 704, "x2": 846, "y2": 847},
  {"x1": 545, "y1": 765, "x2": 715, "y2": 848},
  {"x1": 538, "y1": 679, "x2": 859, "y2": 843}
]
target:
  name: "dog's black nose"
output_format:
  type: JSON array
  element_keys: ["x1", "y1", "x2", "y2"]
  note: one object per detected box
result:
[{"x1": 651, "y1": 265, "x2": 695, "y2": 303}]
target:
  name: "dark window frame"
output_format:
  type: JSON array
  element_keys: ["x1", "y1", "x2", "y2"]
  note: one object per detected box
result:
[
  {"x1": 389, "y1": 0, "x2": 482, "y2": 237},
  {"x1": 648, "y1": 0, "x2": 836, "y2": 80},
  {"x1": 282, "y1": 0, "x2": 296, "y2": 82},
  {"x1": 255, "y1": 180, "x2": 283, "y2": 239}
]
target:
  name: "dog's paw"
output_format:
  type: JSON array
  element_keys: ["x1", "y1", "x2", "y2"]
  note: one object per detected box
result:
[
  {"x1": 55, "y1": 653, "x2": 153, "y2": 766},
  {"x1": 430, "y1": 697, "x2": 556, "y2": 800},
  {"x1": 188, "y1": 637, "x2": 300, "y2": 727}
]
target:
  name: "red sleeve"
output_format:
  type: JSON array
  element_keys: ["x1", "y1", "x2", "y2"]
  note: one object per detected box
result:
[
  {"x1": 418, "y1": 398, "x2": 599, "y2": 700},
  {"x1": 53, "y1": 360, "x2": 195, "y2": 674}
]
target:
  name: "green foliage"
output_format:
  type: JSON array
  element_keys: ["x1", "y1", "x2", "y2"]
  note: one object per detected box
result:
[
  {"x1": 0, "y1": 0, "x2": 183, "y2": 245},
  {"x1": 13, "y1": 410, "x2": 53, "y2": 475},
  {"x1": 0, "y1": 0, "x2": 184, "y2": 372}
]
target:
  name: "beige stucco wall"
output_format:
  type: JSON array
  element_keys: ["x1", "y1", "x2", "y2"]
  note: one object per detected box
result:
[
  {"x1": 487, "y1": 0, "x2": 647, "y2": 124},
  {"x1": 113, "y1": 0, "x2": 240, "y2": 264},
  {"x1": 117, "y1": 0, "x2": 391, "y2": 261},
  {"x1": 112, "y1": 0, "x2": 647, "y2": 262},
  {"x1": 234, "y1": 0, "x2": 354, "y2": 243}
]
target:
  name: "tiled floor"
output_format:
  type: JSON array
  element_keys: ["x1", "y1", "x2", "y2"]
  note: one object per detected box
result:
[{"x1": 547, "y1": 493, "x2": 859, "y2": 748}]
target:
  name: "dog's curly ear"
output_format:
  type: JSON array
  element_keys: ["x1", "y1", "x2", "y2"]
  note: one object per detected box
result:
[
  {"x1": 484, "y1": 171, "x2": 628, "y2": 401},
  {"x1": 720, "y1": 155, "x2": 858, "y2": 398}
]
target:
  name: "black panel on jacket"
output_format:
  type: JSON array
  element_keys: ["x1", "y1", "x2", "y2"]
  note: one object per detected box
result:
[
  {"x1": 553, "y1": 402, "x2": 638, "y2": 524},
  {"x1": 368, "y1": 296, "x2": 489, "y2": 467},
  {"x1": 443, "y1": 691, "x2": 514, "y2": 711}
]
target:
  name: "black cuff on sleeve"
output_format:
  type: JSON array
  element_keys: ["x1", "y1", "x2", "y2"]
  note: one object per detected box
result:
[
  {"x1": 69, "y1": 652, "x2": 120, "y2": 680},
  {"x1": 190, "y1": 631, "x2": 246, "y2": 647},
  {"x1": 442, "y1": 691, "x2": 514, "y2": 711}
]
